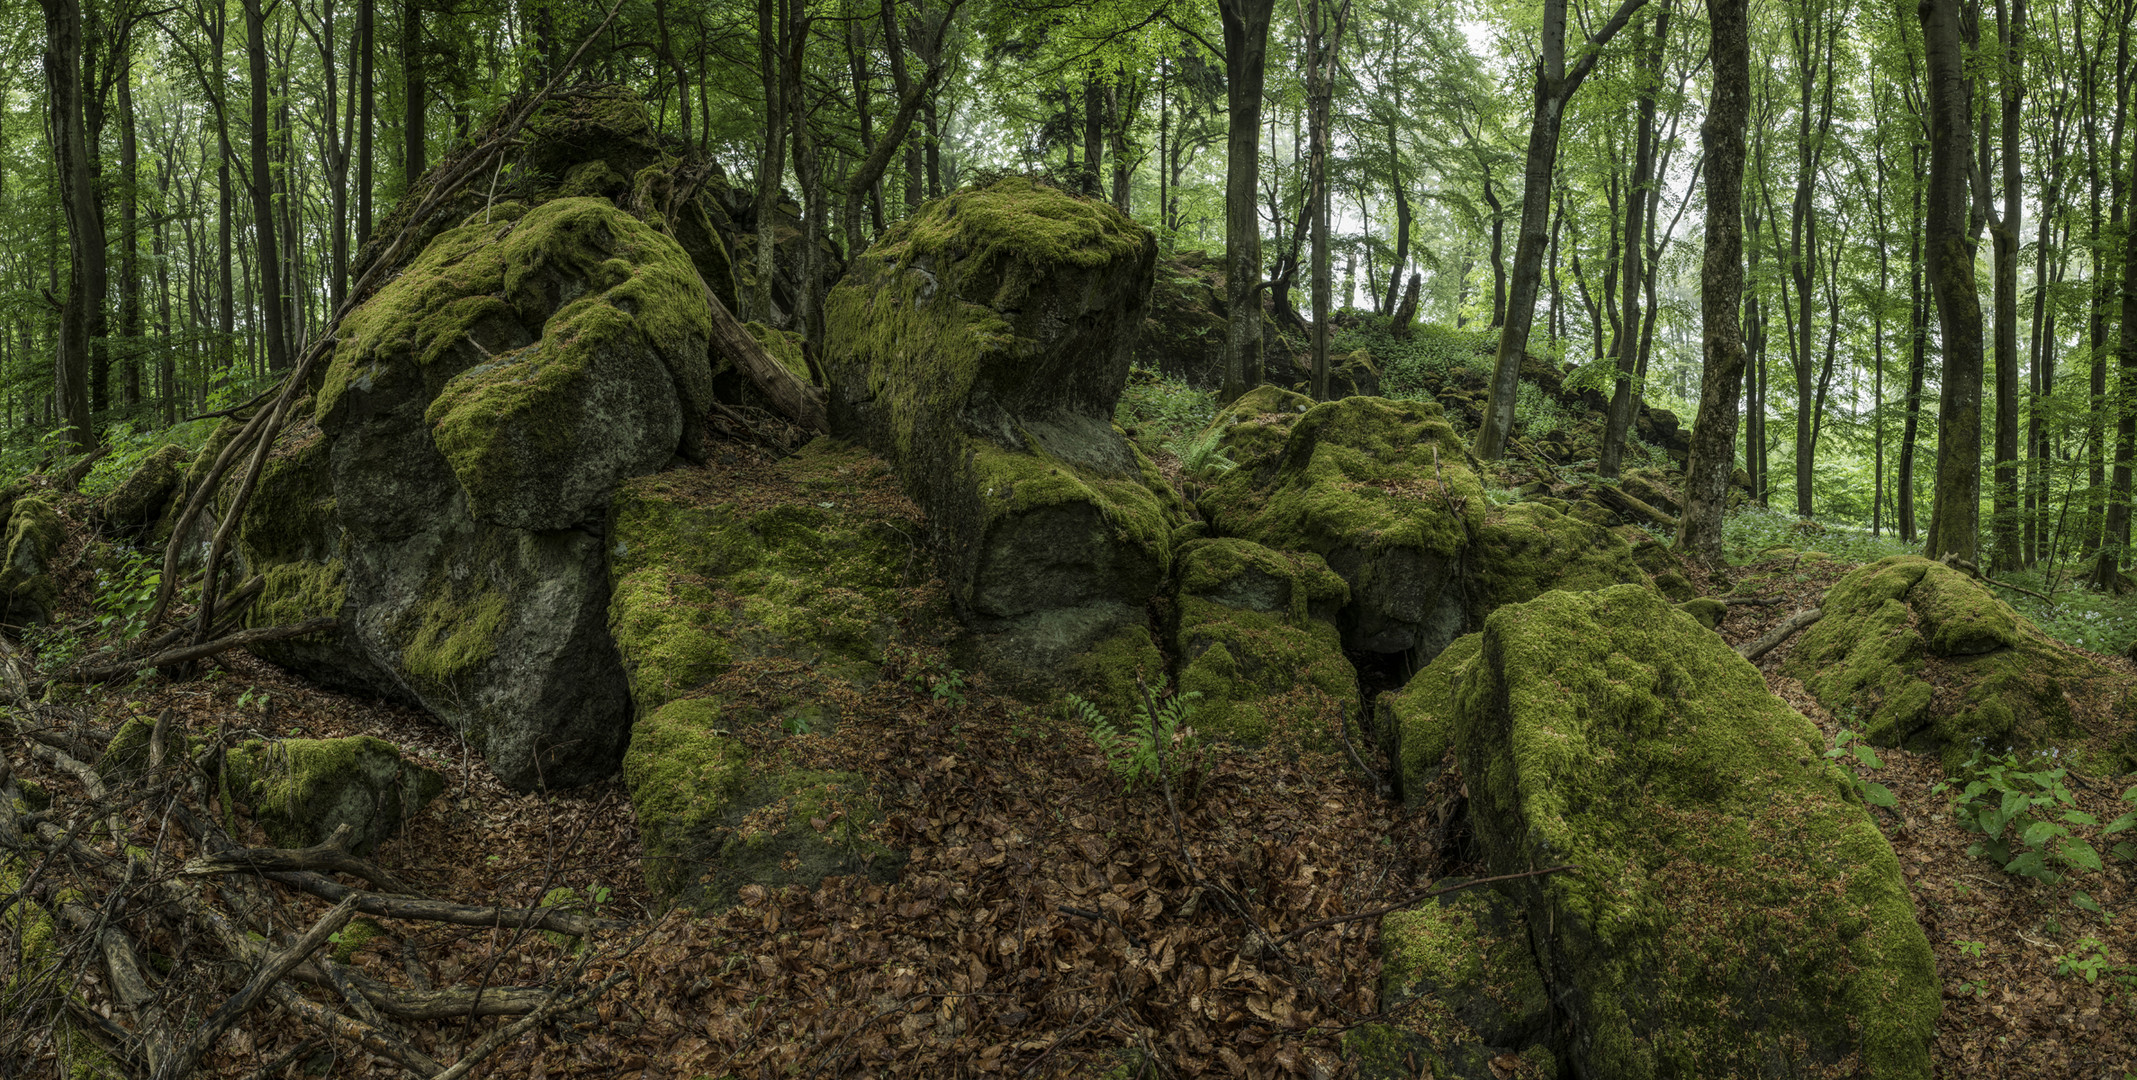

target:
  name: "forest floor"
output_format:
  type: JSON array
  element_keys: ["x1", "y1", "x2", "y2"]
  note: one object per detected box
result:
[{"x1": 5, "y1": 471, "x2": 2137, "y2": 1079}]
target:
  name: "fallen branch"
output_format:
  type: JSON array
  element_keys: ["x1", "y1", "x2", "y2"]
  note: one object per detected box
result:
[
  {"x1": 154, "y1": 895, "x2": 362, "y2": 1080},
  {"x1": 180, "y1": 823, "x2": 418, "y2": 895},
  {"x1": 1738, "y1": 608, "x2": 1823, "y2": 664},
  {"x1": 1335, "y1": 702, "x2": 1390, "y2": 801},
  {"x1": 1592, "y1": 484, "x2": 1675, "y2": 530},
  {"x1": 256, "y1": 869, "x2": 626, "y2": 939},
  {"x1": 48, "y1": 618, "x2": 339, "y2": 687},
  {"x1": 1721, "y1": 595, "x2": 1787, "y2": 607},
  {"x1": 272, "y1": 983, "x2": 446, "y2": 1078},
  {"x1": 428, "y1": 969, "x2": 630, "y2": 1080}
]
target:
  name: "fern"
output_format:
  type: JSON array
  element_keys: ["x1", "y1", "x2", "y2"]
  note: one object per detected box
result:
[{"x1": 1066, "y1": 689, "x2": 1208, "y2": 794}]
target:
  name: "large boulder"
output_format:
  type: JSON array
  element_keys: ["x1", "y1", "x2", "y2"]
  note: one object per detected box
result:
[
  {"x1": 1787, "y1": 555, "x2": 2137, "y2": 772},
  {"x1": 242, "y1": 193, "x2": 720, "y2": 789},
  {"x1": 1134, "y1": 249, "x2": 1227, "y2": 388},
  {"x1": 98, "y1": 444, "x2": 189, "y2": 537},
  {"x1": 1199, "y1": 396, "x2": 1485, "y2": 664},
  {"x1": 1377, "y1": 631, "x2": 1481, "y2": 805},
  {"x1": 0, "y1": 497, "x2": 64, "y2": 627},
  {"x1": 1172, "y1": 538, "x2": 1356, "y2": 747},
  {"x1": 1455, "y1": 585, "x2": 1939, "y2": 1077},
  {"x1": 821, "y1": 177, "x2": 1177, "y2": 704}
]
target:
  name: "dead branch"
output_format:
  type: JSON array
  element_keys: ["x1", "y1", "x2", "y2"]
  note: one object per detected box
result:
[
  {"x1": 46, "y1": 618, "x2": 338, "y2": 689},
  {"x1": 703, "y1": 285, "x2": 828, "y2": 434},
  {"x1": 1939, "y1": 553, "x2": 2059, "y2": 607},
  {"x1": 271, "y1": 983, "x2": 447, "y2": 1078},
  {"x1": 1592, "y1": 483, "x2": 1675, "y2": 530},
  {"x1": 153, "y1": 896, "x2": 362, "y2": 1080},
  {"x1": 236, "y1": 1037, "x2": 325, "y2": 1080},
  {"x1": 1738, "y1": 608, "x2": 1824, "y2": 664},
  {"x1": 1721, "y1": 595, "x2": 1787, "y2": 607},
  {"x1": 428, "y1": 969, "x2": 630, "y2": 1080},
  {"x1": 1336, "y1": 703, "x2": 1390, "y2": 800},
  {"x1": 56, "y1": 444, "x2": 112, "y2": 492},
  {"x1": 180, "y1": 822, "x2": 418, "y2": 896}
]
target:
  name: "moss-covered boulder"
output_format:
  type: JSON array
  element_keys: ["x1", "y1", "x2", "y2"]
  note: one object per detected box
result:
[
  {"x1": 1135, "y1": 249, "x2": 1228, "y2": 388},
  {"x1": 98, "y1": 444, "x2": 188, "y2": 536},
  {"x1": 1198, "y1": 384, "x2": 1315, "y2": 484},
  {"x1": 623, "y1": 698, "x2": 901, "y2": 909},
  {"x1": 221, "y1": 736, "x2": 444, "y2": 855},
  {"x1": 822, "y1": 178, "x2": 1177, "y2": 701},
  {"x1": 1469, "y1": 501, "x2": 1652, "y2": 619},
  {"x1": 1378, "y1": 632, "x2": 1481, "y2": 805},
  {"x1": 1347, "y1": 883, "x2": 1557, "y2": 1080},
  {"x1": 1200, "y1": 396, "x2": 1486, "y2": 663},
  {"x1": 1788, "y1": 556, "x2": 2135, "y2": 771},
  {"x1": 0, "y1": 497, "x2": 64, "y2": 627},
  {"x1": 605, "y1": 439, "x2": 934, "y2": 716},
  {"x1": 1455, "y1": 585, "x2": 1939, "y2": 1078},
  {"x1": 1172, "y1": 539, "x2": 1356, "y2": 746}
]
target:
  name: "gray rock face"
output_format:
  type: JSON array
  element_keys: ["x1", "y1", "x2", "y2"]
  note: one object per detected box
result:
[
  {"x1": 820, "y1": 177, "x2": 1177, "y2": 701},
  {"x1": 241, "y1": 196, "x2": 715, "y2": 790},
  {"x1": 0, "y1": 497, "x2": 64, "y2": 628}
]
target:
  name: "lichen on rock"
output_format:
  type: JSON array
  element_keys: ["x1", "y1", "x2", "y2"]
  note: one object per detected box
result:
[{"x1": 1455, "y1": 585, "x2": 1940, "y2": 1078}]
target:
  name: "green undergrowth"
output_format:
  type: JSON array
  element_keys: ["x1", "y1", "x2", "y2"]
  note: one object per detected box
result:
[
  {"x1": 1336, "y1": 321, "x2": 1495, "y2": 401},
  {"x1": 1719, "y1": 504, "x2": 1915, "y2": 566}
]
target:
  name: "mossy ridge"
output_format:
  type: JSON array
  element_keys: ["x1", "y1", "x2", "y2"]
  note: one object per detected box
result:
[
  {"x1": 319, "y1": 219, "x2": 518, "y2": 423},
  {"x1": 606, "y1": 440, "x2": 933, "y2": 715},
  {"x1": 1469, "y1": 499, "x2": 1653, "y2": 618},
  {"x1": 1456, "y1": 585, "x2": 1939, "y2": 1079},
  {"x1": 1197, "y1": 385, "x2": 1315, "y2": 482},
  {"x1": 969, "y1": 441, "x2": 1179, "y2": 560},
  {"x1": 622, "y1": 698, "x2": 751, "y2": 901},
  {"x1": 1788, "y1": 555, "x2": 2128, "y2": 770},
  {"x1": 1379, "y1": 632, "x2": 1482, "y2": 804},
  {"x1": 1174, "y1": 597, "x2": 1355, "y2": 748},
  {"x1": 865, "y1": 176, "x2": 1151, "y2": 308}
]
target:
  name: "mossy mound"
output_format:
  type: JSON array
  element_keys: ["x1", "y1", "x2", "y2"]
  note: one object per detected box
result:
[
  {"x1": 98, "y1": 443, "x2": 188, "y2": 536},
  {"x1": 1455, "y1": 585, "x2": 1938, "y2": 1078},
  {"x1": 1198, "y1": 384, "x2": 1314, "y2": 482},
  {"x1": 0, "y1": 497, "x2": 64, "y2": 627},
  {"x1": 1469, "y1": 501, "x2": 1653, "y2": 620},
  {"x1": 1199, "y1": 396, "x2": 1485, "y2": 662},
  {"x1": 822, "y1": 177, "x2": 1176, "y2": 703},
  {"x1": 1348, "y1": 883, "x2": 1556, "y2": 1080},
  {"x1": 1788, "y1": 556, "x2": 2136, "y2": 771},
  {"x1": 1378, "y1": 632, "x2": 1481, "y2": 805},
  {"x1": 605, "y1": 439, "x2": 935, "y2": 716},
  {"x1": 221, "y1": 735, "x2": 444, "y2": 855},
  {"x1": 1173, "y1": 539, "x2": 1356, "y2": 746},
  {"x1": 622, "y1": 698, "x2": 901, "y2": 909}
]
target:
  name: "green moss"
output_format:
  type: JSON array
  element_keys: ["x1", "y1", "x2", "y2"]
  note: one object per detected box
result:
[
  {"x1": 1788, "y1": 556, "x2": 2116, "y2": 768},
  {"x1": 865, "y1": 176, "x2": 1151, "y2": 307},
  {"x1": 970, "y1": 442, "x2": 1177, "y2": 558},
  {"x1": 98, "y1": 716, "x2": 156, "y2": 782},
  {"x1": 1199, "y1": 385, "x2": 1315, "y2": 477},
  {"x1": 1456, "y1": 585, "x2": 1940, "y2": 1078},
  {"x1": 623, "y1": 698, "x2": 751, "y2": 899},
  {"x1": 743, "y1": 321, "x2": 811, "y2": 380},
  {"x1": 254, "y1": 559, "x2": 348, "y2": 627},
  {"x1": 1677, "y1": 597, "x2": 1727, "y2": 630},
  {"x1": 0, "y1": 497, "x2": 64, "y2": 626},
  {"x1": 702, "y1": 768, "x2": 900, "y2": 909},
  {"x1": 319, "y1": 221, "x2": 516, "y2": 422},
  {"x1": 401, "y1": 588, "x2": 508, "y2": 683},
  {"x1": 1470, "y1": 500, "x2": 1652, "y2": 615},
  {"x1": 1064, "y1": 621, "x2": 1168, "y2": 728},
  {"x1": 99, "y1": 443, "x2": 188, "y2": 532},
  {"x1": 1380, "y1": 633, "x2": 1482, "y2": 802},
  {"x1": 222, "y1": 736, "x2": 443, "y2": 852},
  {"x1": 1176, "y1": 538, "x2": 1348, "y2": 621},
  {"x1": 559, "y1": 159, "x2": 628, "y2": 198},
  {"x1": 330, "y1": 918, "x2": 381, "y2": 963},
  {"x1": 1175, "y1": 597, "x2": 1356, "y2": 748}
]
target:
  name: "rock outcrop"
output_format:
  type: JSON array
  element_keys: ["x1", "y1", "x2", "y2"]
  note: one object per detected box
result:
[
  {"x1": 98, "y1": 444, "x2": 188, "y2": 537},
  {"x1": 0, "y1": 497, "x2": 64, "y2": 627},
  {"x1": 1349, "y1": 882, "x2": 1558, "y2": 1080},
  {"x1": 1451, "y1": 585, "x2": 1939, "y2": 1077},
  {"x1": 821, "y1": 177, "x2": 1176, "y2": 710},
  {"x1": 1172, "y1": 538, "x2": 1355, "y2": 747},
  {"x1": 1789, "y1": 555, "x2": 2137, "y2": 772}
]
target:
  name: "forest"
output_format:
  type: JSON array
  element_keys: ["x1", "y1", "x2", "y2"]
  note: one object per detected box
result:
[{"x1": 1, "y1": 0, "x2": 2137, "y2": 1076}]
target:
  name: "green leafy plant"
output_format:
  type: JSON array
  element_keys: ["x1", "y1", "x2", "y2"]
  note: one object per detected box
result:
[
  {"x1": 91, "y1": 550, "x2": 162, "y2": 643},
  {"x1": 2107, "y1": 783, "x2": 2137, "y2": 863},
  {"x1": 1163, "y1": 424, "x2": 1237, "y2": 476},
  {"x1": 1934, "y1": 750, "x2": 2104, "y2": 884},
  {"x1": 1825, "y1": 727, "x2": 1898, "y2": 809},
  {"x1": 2053, "y1": 937, "x2": 2137, "y2": 993},
  {"x1": 892, "y1": 647, "x2": 967, "y2": 706},
  {"x1": 1064, "y1": 688, "x2": 1210, "y2": 796}
]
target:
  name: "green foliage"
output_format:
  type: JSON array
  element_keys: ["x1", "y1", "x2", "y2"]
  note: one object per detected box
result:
[
  {"x1": 1064, "y1": 688, "x2": 1210, "y2": 796},
  {"x1": 1114, "y1": 368, "x2": 1220, "y2": 449},
  {"x1": 1998, "y1": 570, "x2": 2137, "y2": 657},
  {"x1": 1825, "y1": 727, "x2": 1899, "y2": 809},
  {"x1": 895, "y1": 647, "x2": 967, "y2": 706},
  {"x1": 1719, "y1": 504, "x2": 1916, "y2": 566},
  {"x1": 1164, "y1": 424, "x2": 1236, "y2": 476},
  {"x1": 1933, "y1": 750, "x2": 2112, "y2": 886},
  {"x1": 1342, "y1": 322, "x2": 1495, "y2": 402},
  {"x1": 77, "y1": 419, "x2": 216, "y2": 500},
  {"x1": 1512, "y1": 381, "x2": 1569, "y2": 437},
  {"x1": 2052, "y1": 937, "x2": 2137, "y2": 994},
  {"x1": 89, "y1": 550, "x2": 161, "y2": 645}
]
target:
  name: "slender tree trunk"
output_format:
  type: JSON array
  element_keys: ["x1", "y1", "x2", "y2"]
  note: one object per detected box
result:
[
  {"x1": 1922, "y1": 0, "x2": 1986, "y2": 563},
  {"x1": 1675, "y1": 0, "x2": 1748, "y2": 565},
  {"x1": 1601, "y1": 2, "x2": 1667, "y2": 477},
  {"x1": 1484, "y1": 170, "x2": 1508, "y2": 328},
  {"x1": 1381, "y1": 120, "x2": 1409, "y2": 317},
  {"x1": 1474, "y1": 0, "x2": 1651, "y2": 459},
  {"x1": 402, "y1": 0, "x2": 425, "y2": 182},
  {"x1": 752, "y1": 0, "x2": 789, "y2": 323},
  {"x1": 1306, "y1": 0, "x2": 1346, "y2": 398},
  {"x1": 358, "y1": 0, "x2": 374, "y2": 244},
  {"x1": 1990, "y1": 0, "x2": 2026, "y2": 571},
  {"x1": 1219, "y1": 0, "x2": 1275, "y2": 401},
  {"x1": 119, "y1": 49, "x2": 142, "y2": 411},
  {"x1": 1899, "y1": 140, "x2": 1926, "y2": 543},
  {"x1": 246, "y1": 0, "x2": 292, "y2": 374},
  {"x1": 41, "y1": 0, "x2": 98, "y2": 449}
]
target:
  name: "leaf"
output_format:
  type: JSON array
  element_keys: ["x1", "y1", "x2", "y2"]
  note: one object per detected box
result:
[
  {"x1": 2057, "y1": 839, "x2": 2104, "y2": 873},
  {"x1": 1861, "y1": 782, "x2": 1899, "y2": 808},
  {"x1": 2003, "y1": 850, "x2": 2055, "y2": 882},
  {"x1": 2020, "y1": 819, "x2": 2063, "y2": 849},
  {"x1": 2102, "y1": 812, "x2": 2136, "y2": 837},
  {"x1": 2061, "y1": 810, "x2": 2101, "y2": 827},
  {"x1": 1851, "y1": 744, "x2": 1882, "y2": 769},
  {"x1": 2073, "y1": 892, "x2": 2103, "y2": 914}
]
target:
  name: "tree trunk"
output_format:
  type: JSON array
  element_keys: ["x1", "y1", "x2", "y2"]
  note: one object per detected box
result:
[
  {"x1": 1219, "y1": 0, "x2": 1275, "y2": 402},
  {"x1": 119, "y1": 49, "x2": 142, "y2": 411},
  {"x1": 1989, "y1": 0, "x2": 2026, "y2": 571},
  {"x1": 402, "y1": 0, "x2": 425, "y2": 182},
  {"x1": 1675, "y1": 0, "x2": 1748, "y2": 565},
  {"x1": 1381, "y1": 120, "x2": 1409, "y2": 318},
  {"x1": 1601, "y1": 2, "x2": 1667, "y2": 477},
  {"x1": 1473, "y1": 0, "x2": 1650, "y2": 459},
  {"x1": 1306, "y1": 0, "x2": 1345, "y2": 399},
  {"x1": 752, "y1": 0, "x2": 789, "y2": 323},
  {"x1": 1921, "y1": 0, "x2": 1986, "y2": 563},
  {"x1": 1898, "y1": 140, "x2": 1926, "y2": 543},
  {"x1": 246, "y1": 0, "x2": 292, "y2": 374},
  {"x1": 41, "y1": 0, "x2": 98, "y2": 450}
]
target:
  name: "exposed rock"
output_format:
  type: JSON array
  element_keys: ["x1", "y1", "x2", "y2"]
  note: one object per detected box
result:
[
  {"x1": 1135, "y1": 249, "x2": 1227, "y2": 388},
  {"x1": 1200, "y1": 395, "x2": 1484, "y2": 663},
  {"x1": 1172, "y1": 538, "x2": 1356, "y2": 746},
  {"x1": 1347, "y1": 882, "x2": 1558, "y2": 1080},
  {"x1": 220, "y1": 735, "x2": 444, "y2": 855},
  {"x1": 1788, "y1": 555, "x2": 2137, "y2": 772},
  {"x1": 821, "y1": 177, "x2": 1177, "y2": 704},
  {"x1": 98, "y1": 444, "x2": 189, "y2": 537},
  {"x1": 0, "y1": 497, "x2": 64, "y2": 627},
  {"x1": 1456, "y1": 585, "x2": 1939, "y2": 1077},
  {"x1": 242, "y1": 193, "x2": 723, "y2": 789}
]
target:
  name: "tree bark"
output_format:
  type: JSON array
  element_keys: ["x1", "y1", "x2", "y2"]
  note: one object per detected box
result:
[
  {"x1": 42, "y1": 0, "x2": 99, "y2": 450},
  {"x1": 1472, "y1": 0, "x2": 1651, "y2": 459},
  {"x1": 1675, "y1": 0, "x2": 1748, "y2": 566},
  {"x1": 119, "y1": 48, "x2": 142, "y2": 412},
  {"x1": 1989, "y1": 0, "x2": 2026, "y2": 571},
  {"x1": 246, "y1": 0, "x2": 292, "y2": 374},
  {"x1": 1600, "y1": 2, "x2": 1667, "y2": 477},
  {"x1": 1219, "y1": 0, "x2": 1275, "y2": 402},
  {"x1": 1899, "y1": 139, "x2": 1926, "y2": 542},
  {"x1": 402, "y1": 0, "x2": 425, "y2": 182},
  {"x1": 1921, "y1": 0, "x2": 1987, "y2": 563}
]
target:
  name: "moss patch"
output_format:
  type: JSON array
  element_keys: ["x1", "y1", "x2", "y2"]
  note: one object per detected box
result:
[
  {"x1": 1379, "y1": 632, "x2": 1482, "y2": 804},
  {"x1": 1355, "y1": 882, "x2": 1555, "y2": 1077},
  {"x1": 0, "y1": 497, "x2": 64, "y2": 626},
  {"x1": 1456, "y1": 585, "x2": 1939, "y2": 1078},
  {"x1": 222, "y1": 736, "x2": 444, "y2": 854},
  {"x1": 99, "y1": 443, "x2": 188, "y2": 534},
  {"x1": 1788, "y1": 555, "x2": 2131, "y2": 770},
  {"x1": 1470, "y1": 500, "x2": 1652, "y2": 617}
]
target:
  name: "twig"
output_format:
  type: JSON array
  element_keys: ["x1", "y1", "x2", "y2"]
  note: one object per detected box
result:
[
  {"x1": 154, "y1": 896, "x2": 362, "y2": 1080},
  {"x1": 271, "y1": 983, "x2": 445, "y2": 1078},
  {"x1": 1336, "y1": 702, "x2": 1391, "y2": 800},
  {"x1": 235, "y1": 1037, "x2": 325, "y2": 1080},
  {"x1": 45, "y1": 618, "x2": 338, "y2": 688},
  {"x1": 427, "y1": 969, "x2": 630, "y2": 1080},
  {"x1": 1738, "y1": 608, "x2": 1823, "y2": 664},
  {"x1": 1940, "y1": 554, "x2": 2060, "y2": 607},
  {"x1": 1272, "y1": 865, "x2": 1580, "y2": 944},
  {"x1": 179, "y1": 821, "x2": 418, "y2": 895}
]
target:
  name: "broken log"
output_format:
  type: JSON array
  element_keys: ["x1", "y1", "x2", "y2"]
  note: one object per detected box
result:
[{"x1": 1738, "y1": 608, "x2": 1823, "y2": 664}]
